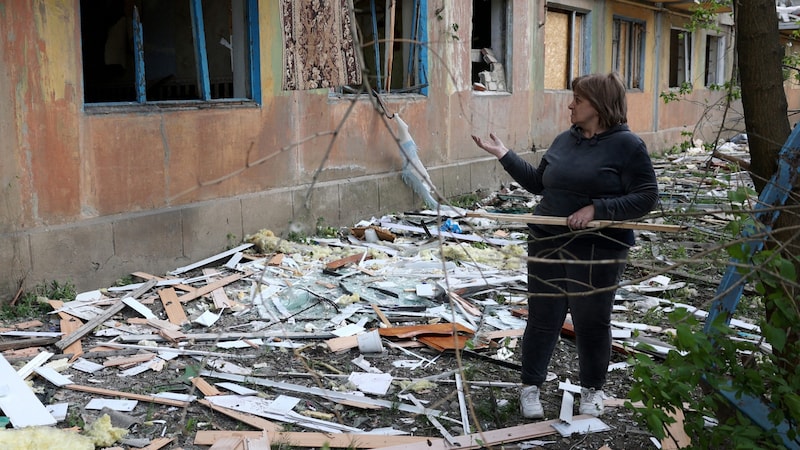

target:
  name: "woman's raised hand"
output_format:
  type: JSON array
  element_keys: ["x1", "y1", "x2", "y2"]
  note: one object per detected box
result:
[{"x1": 472, "y1": 133, "x2": 509, "y2": 159}]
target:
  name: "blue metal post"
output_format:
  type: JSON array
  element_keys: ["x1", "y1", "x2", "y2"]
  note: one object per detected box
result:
[{"x1": 704, "y1": 123, "x2": 800, "y2": 449}]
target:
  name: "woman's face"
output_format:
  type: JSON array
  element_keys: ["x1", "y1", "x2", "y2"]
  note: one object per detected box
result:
[{"x1": 568, "y1": 92, "x2": 600, "y2": 129}]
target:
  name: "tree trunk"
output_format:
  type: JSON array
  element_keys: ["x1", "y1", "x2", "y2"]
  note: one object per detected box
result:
[
  {"x1": 736, "y1": 0, "x2": 799, "y2": 368},
  {"x1": 736, "y1": 0, "x2": 791, "y2": 191}
]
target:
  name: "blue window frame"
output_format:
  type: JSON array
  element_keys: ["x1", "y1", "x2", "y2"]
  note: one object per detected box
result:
[
  {"x1": 80, "y1": 0, "x2": 260, "y2": 105},
  {"x1": 340, "y1": 0, "x2": 428, "y2": 95}
]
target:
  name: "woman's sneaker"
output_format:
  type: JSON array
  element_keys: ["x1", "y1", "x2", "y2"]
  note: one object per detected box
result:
[
  {"x1": 579, "y1": 388, "x2": 605, "y2": 416},
  {"x1": 519, "y1": 385, "x2": 544, "y2": 419}
]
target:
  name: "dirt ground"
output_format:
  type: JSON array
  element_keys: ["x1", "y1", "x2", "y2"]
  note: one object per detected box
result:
[
  {"x1": 0, "y1": 144, "x2": 756, "y2": 450},
  {"x1": 13, "y1": 288, "x2": 665, "y2": 450}
]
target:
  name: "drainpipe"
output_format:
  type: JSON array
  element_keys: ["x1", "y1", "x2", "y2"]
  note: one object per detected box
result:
[{"x1": 653, "y1": 3, "x2": 663, "y2": 135}]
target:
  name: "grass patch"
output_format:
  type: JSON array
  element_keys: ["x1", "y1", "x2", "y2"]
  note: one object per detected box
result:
[{"x1": 0, "y1": 280, "x2": 75, "y2": 321}]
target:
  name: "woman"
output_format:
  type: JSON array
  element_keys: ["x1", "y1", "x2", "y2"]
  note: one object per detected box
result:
[{"x1": 472, "y1": 72, "x2": 658, "y2": 419}]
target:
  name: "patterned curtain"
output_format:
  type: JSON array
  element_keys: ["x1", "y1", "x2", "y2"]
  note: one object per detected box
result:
[{"x1": 280, "y1": 0, "x2": 362, "y2": 90}]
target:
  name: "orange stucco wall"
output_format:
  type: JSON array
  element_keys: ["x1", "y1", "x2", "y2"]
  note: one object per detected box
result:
[{"x1": 1, "y1": 0, "x2": 797, "y2": 298}]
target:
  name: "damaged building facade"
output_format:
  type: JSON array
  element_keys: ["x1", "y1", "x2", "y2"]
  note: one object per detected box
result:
[{"x1": 1, "y1": 0, "x2": 799, "y2": 300}]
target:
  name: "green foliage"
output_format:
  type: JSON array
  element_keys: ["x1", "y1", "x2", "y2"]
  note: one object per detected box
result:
[
  {"x1": 315, "y1": 217, "x2": 339, "y2": 238},
  {"x1": 660, "y1": 82, "x2": 694, "y2": 104},
  {"x1": 0, "y1": 280, "x2": 75, "y2": 321},
  {"x1": 66, "y1": 408, "x2": 85, "y2": 429},
  {"x1": 450, "y1": 193, "x2": 481, "y2": 208},
  {"x1": 782, "y1": 31, "x2": 800, "y2": 82},
  {"x1": 628, "y1": 248, "x2": 800, "y2": 449},
  {"x1": 226, "y1": 232, "x2": 239, "y2": 249},
  {"x1": 472, "y1": 387, "x2": 516, "y2": 430},
  {"x1": 184, "y1": 417, "x2": 199, "y2": 433},
  {"x1": 687, "y1": 0, "x2": 731, "y2": 32}
]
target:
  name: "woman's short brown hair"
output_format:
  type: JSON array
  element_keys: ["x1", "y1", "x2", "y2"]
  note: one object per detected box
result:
[{"x1": 571, "y1": 72, "x2": 628, "y2": 129}]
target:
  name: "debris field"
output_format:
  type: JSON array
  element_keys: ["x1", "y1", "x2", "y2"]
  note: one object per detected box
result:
[{"x1": 0, "y1": 139, "x2": 765, "y2": 450}]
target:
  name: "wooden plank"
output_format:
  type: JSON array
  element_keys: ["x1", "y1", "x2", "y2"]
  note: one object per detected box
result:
[
  {"x1": 158, "y1": 287, "x2": 189, "y2": 325},
  {"x1": 0, "y1": 337, "x2": 58, "y2": 352},
  {"x1": 132, "y1": 271, "x2": 195, "y2": 292},
  {"x1": 147, "y1": 317, "x2": 181, "y2": 332},
  {"x1": 482, "y1": 328, "x2": 524, "y2": 340},
  {"x1": 191, "y1": 377, "x2": 223, "y2": 397},
  {"x1": 117, "y1": 330, "x2": 336, "y2": 343},
  {"x1": 7, "y1": 320, "x2": 44, "y2": 330},
  {"x1": 0, "y1": 354, "x2": 56, "y2": 427},
  {"x1": 244, "y1": 434, "x2": 270, "y2": 450},
  {"x1": 325, "y1": 335, "x2": 359, "y2": 352},
  {"x1": 370, "y1": 304, "x2": 392, "y2": 328},
  {"x1": 55, "y1": 279, "x2": 157, "y2": 350},
  {"x1": 325, "y1": 252, "x2": 368, "y2": 270},
  {"x1": 177, "y1": 272, "x2": 250, "y2": 303},
  {"x1": 465, "y1": 212, "x2": 687, "y2": 233},
  {"x1": 47, "y1": 300, "x2": 84, "y2": 356},
  {"x1": 140, "y1": 437, "x2": 175, "y2": 450},
  {"x1": 376, "y1": 417, "x2": 581, "y2": 450},
  {"x1": 158, "y1": 328, "x2": 186, "y2": 343},
  {"x1": 194, "y1": 430, "x2": 430, "y2": 448},
  {"x1": 209, "y1": 437, "x2": 245, "y2": 450},
  {"x1": 198, "y1": 399, "x2": 280, "y2": 432},
  {"x1": 64, "y1": 384, "x2": 190, "y2": 407},
  {"x1": 661, "y1": 408, "x2": 692, "y2": 449},
  {"x1": 378, "y1": 323, "x2": 474, "y2": 339},
  {"x1": 205, "y1": 268, "x2": 234, "y2": 309},
  {"x1": 103, "y1": 352, "x2": 156, "y2": 367}
]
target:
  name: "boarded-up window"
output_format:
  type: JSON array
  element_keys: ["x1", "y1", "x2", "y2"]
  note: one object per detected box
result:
[{"x1": 544, "y1": 7, "x2": 587, "y2": 90}]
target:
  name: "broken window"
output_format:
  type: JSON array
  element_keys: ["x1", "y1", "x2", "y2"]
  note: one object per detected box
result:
[
  {"x1": 80, "y1": 0, "x2": 260, "y2": 105},
  {"x1": 668, "y1": 29, "x2": 692, "y2": 88},
  {"x1": 705, "y1": 34, "x2": 726, "y2": 87},
  {"x1": 543, "y1": 6, "x2": 588, "y2": 90},
  {"x1": 342, "y1": 0, "x2": 428, "y2": 95},
  {"x1": 471, "y1": 0, "x2": 512, "y2": 93},
  {"x1": 612, "y1": 16, "x2": 645, "y2": 90}
]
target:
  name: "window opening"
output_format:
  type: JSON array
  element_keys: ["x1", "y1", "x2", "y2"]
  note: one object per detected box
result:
[
  {"x1": 612, "y1": 16, "x2": 645, "y2": 90},
  {"x1": 705, "y1": 35, "x2": 726, "y2": 86},
  {"x1": 80, "y1": 0, "x2": 260, "y2": 104},
  {"x1": 669, "y1": 29, "x2": 692, "y2": 88},
  {"x1": 471, "y1": 0, "x2": 511, "y2": 92},
  {"x1": 343, "y1": 0, "x2": 428, "y2": 95},
  {"x1": 544, "y1": 6, "x2": 588, "y2": 90}
]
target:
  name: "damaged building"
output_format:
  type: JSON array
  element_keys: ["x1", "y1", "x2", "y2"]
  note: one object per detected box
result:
[{"x1": 1, "y1": 0, "x2": 800, "y2": 299}]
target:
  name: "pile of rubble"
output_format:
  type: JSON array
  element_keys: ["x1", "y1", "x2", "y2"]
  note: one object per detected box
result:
[{"x1": 0, "y1": 138, "x2": 765, "y2": 450}]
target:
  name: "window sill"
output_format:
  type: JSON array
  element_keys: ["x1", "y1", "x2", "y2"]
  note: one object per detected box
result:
[
  {"x1": 472, "y1": 90, "x2": 512, "y2": 96},
  {"x1": 83, "y1": 99, "x2": 259, "y2": 115}
]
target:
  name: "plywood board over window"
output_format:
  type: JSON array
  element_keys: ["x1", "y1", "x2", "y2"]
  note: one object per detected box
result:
[{"x1": 544, "y1": 7, "x2": 588, "y2": 90}]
